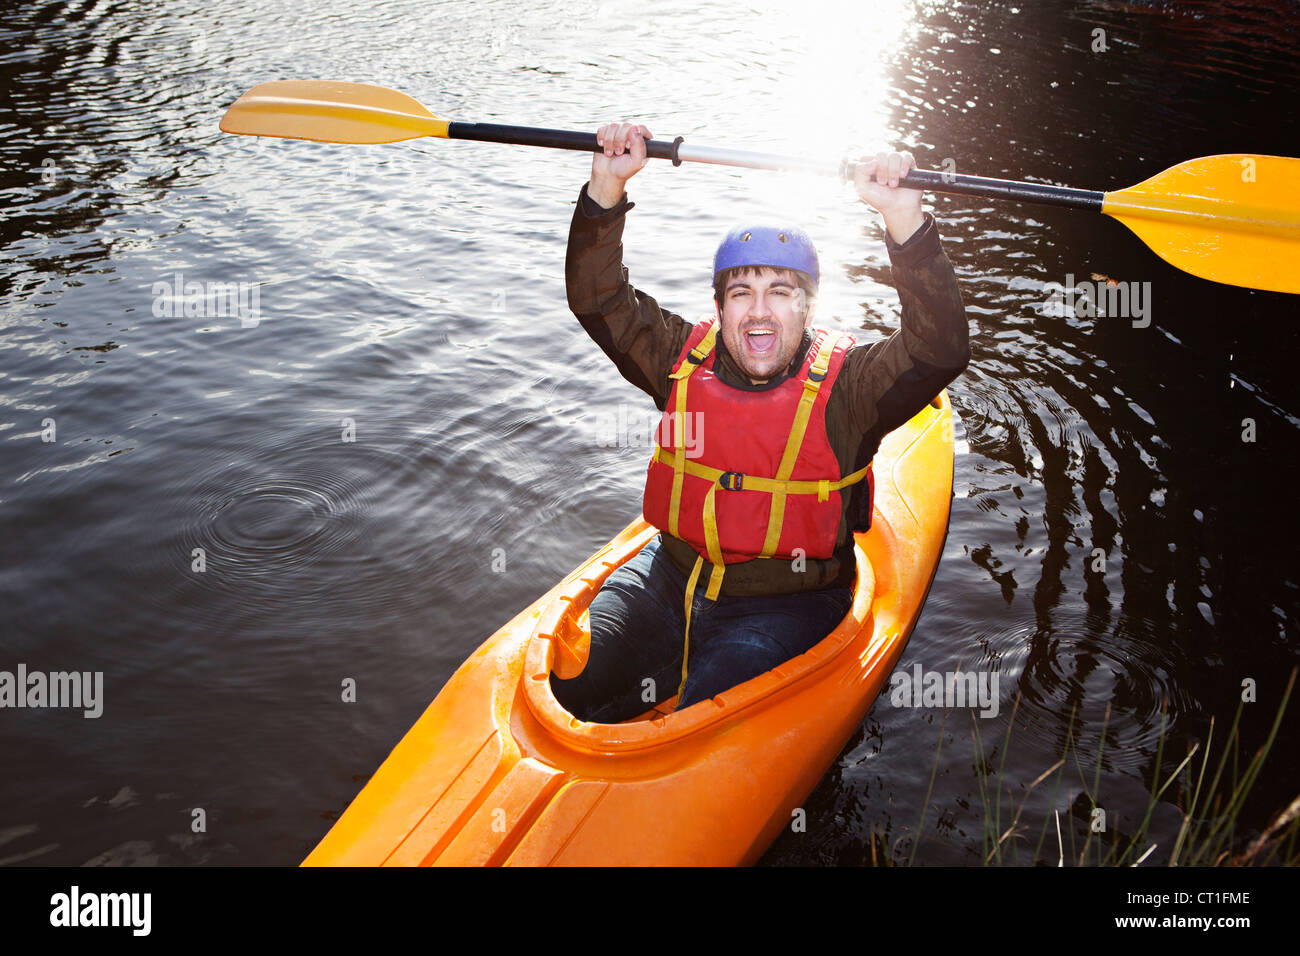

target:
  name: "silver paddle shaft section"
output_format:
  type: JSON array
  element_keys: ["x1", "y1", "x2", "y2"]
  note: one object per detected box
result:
[
  {"x1": 675, "y1": 142, "x2": 843, "y2": 177},
  {"x1": 676, "y1": 143, "x2": 934, "y2": 184}
]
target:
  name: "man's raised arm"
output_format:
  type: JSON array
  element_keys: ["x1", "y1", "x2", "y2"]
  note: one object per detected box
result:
[
  {"x1": 566, "y1": 122, "x2": 691, "y2": 410},
  {"x1": 843, "y1": 150, "x2": 971, "y2": 439}
]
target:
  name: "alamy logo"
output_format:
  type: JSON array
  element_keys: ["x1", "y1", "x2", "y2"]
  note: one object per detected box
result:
[
  {"x1": 889, "y1": 664, "x2": 1000, "y2": 718},
  {"x1": 0, "y1": 664, "x2": 103, "y2": 718},
  {"x1": 1039, "y1": 273, "x2": 1151, "y2": 328},
  {"x1": 592, "y1": 407, "x2": 704, "y2": 458},
  {"x1": 152, "y1": 271, "x2": 262, "y2": 327},
  {"x1": 50, "y1": 886, "x2": 150, "y2": 936}
]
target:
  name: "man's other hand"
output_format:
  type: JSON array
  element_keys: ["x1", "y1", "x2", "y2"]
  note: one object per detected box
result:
[{"x1": 854, "y1": 150, "x2": 926, "y2": 245}]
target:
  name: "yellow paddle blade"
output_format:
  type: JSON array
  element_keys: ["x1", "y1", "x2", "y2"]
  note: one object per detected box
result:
[
  {"x1": 219, "y1": 80, "x2": 449, "y2": 144},
  {"x1": 1102, "y1": 154, "x2": 1300, "y2": 294}
]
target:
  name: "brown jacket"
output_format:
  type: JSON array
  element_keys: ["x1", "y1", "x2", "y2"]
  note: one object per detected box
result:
[{"x1": 567, "y1": 183, "x2": 969, "y2": 595}]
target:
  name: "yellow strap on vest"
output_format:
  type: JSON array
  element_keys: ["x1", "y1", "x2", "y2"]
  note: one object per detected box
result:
[
  {"x1": 701, "y1": 482, "x2": 726, "y2": 600},
  {"x1": 666, "y1": 323, "x2": 719, "y2": 538},
  {"x1": 675, "y1": 550, "x2": 726, "y2": 703},
  {"x1": 759, "y1": 333, "x2": 840, "y2": 558},
  {"x1": 676, "y1": 554, "x2": 705, "y2": 701},
  {"x1": 653, "y1": 446, "x2": 872, "y2": 499}
]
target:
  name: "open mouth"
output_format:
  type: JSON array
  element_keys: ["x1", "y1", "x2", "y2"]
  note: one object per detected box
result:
[{"x1": 744, "y1": 328, "x2": 777, "y2": 355}]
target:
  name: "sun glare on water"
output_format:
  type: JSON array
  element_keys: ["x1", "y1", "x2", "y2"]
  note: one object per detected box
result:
[{"x1": 740, "y1": 0, "x2": 919, "y2": 215}]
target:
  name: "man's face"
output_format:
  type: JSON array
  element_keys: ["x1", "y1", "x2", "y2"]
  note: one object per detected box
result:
[{"x1": 716, "y1": 267, "x2": 814, "y2": 384}]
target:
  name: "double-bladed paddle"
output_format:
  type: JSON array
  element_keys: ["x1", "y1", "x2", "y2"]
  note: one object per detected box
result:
[{"x1": 220, "y1": 80, "x2": 1300, "y2": 294}]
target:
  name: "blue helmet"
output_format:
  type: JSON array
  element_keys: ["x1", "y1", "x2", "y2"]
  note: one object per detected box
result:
[{"x1": 713, "y1": 224, "x2": 819, "y2": 286}]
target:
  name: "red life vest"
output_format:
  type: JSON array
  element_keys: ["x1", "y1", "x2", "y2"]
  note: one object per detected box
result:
[{"x1": 642, "y1": 316, "x2": 872, "y2": 604}]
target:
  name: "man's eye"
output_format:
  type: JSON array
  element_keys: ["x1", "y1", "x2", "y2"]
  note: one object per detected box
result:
[{"x1": 772, "y1": 288, "x2": 789, "y2": 296}]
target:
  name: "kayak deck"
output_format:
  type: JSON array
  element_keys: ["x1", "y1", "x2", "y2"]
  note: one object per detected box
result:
[{"x1": 304, "y1": 391, "x2": 953, "y2": 866}]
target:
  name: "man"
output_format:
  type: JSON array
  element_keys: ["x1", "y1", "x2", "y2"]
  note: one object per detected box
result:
[{"x1": 552, "y1": 121, "x2": 969, "y2": 723}]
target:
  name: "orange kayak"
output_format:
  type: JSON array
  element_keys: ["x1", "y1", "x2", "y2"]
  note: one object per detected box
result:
[{"x1": 304, "y1": 391, "x2": 954, "y2": 866}]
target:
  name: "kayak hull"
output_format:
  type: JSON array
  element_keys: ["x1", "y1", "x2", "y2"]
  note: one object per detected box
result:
[{"x1": 305, "y1": 391, "x2": 954, "y2": 866}]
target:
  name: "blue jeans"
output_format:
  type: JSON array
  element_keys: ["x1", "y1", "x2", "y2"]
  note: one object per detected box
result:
[{"x1": 550, "y1": 535, "x2": 853, "y2": 723}]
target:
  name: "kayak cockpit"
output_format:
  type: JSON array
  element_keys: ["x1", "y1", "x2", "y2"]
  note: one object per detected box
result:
[{"x1": 520, "y1": 521, "x2": 877, "y2": 750}]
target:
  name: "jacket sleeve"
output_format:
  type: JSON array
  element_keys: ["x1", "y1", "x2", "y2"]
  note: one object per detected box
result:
[
  {"x1": 843, "y1": 213, "x2": 970, "y2": 437},
  {"x1": 566, "y1": 182, "x2": 693, "y2": 411}
]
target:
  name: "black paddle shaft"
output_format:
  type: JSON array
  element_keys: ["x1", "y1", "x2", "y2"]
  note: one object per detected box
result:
[
  {"x1": 446, "y1": 121, "x2": 1106, "y2": 212},
  {"x1": 447, "y1": 121, "x2": 684, "y2": 162},
  {"x1": 882, "y1": 167, "x2": 1105, "y2": 211}
]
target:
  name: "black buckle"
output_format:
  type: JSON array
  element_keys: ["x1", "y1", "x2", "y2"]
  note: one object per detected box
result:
[{"x1": 719, "y1": 471, "x2": 744, "y2": 491}]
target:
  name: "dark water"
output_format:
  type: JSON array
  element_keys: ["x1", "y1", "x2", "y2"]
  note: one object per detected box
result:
[{"x1": 1, "y1": 0, "x2": 1297, "y2": 866}]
